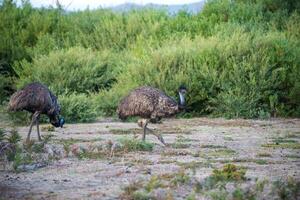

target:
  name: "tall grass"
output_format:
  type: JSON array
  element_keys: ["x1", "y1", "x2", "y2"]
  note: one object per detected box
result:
[{"x1": 0, "y1": 0, "x2": 299, "y2": 121}]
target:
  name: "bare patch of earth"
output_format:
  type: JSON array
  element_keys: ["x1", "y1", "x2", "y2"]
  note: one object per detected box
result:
[{"x1": 1, "y1": 118, "x2": 300, "y2": 199}]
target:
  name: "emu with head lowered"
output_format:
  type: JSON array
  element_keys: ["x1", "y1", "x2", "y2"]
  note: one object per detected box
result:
[{"x1": 8, "y1": 82, "x2": 64, "y2": 143}]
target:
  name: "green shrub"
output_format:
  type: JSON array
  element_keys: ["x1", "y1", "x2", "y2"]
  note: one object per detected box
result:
[
  {"x1": 7, "y1": 129, "x2": 21, "y2": 144},
  {"x1": 59, "y1": 93, "x2": 97, "y2": 122},
  {"x1": 202, "y1": 164, "x2": 246, "y2": 190},
  {"x1": 14, "y1": 47, "x2": 122, "y2": 94},
  {"x1": 0, "y1": 75, "x2": 13, "y2": 103},
  {"x1": 1, "y1": 0, "x2": 299, "y2": 121}
]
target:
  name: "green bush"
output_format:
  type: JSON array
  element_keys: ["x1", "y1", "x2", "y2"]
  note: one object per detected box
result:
[
  {"x1": 0, "y1": 75, "x2": 13, "y2": 103},
  {"x1": 104, "y1": 30, "x2": 300, "y2": 118},
  {"x1": 59, "y1": 93, "x2": 97, "y2": 122},
  {"x1": 1, "y1": 0, "x2": 299, "y2": 122},
  {"x1": 13, "y1": 47, "x2": 123, "y2": 94}
]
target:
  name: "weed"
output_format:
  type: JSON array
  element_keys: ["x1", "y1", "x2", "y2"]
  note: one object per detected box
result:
[
  {"x1": 212, "y1": 164, "x2": 246, "y2": 182},
  {"x1": 257, "y1": 152, "x2": 272, "y2": 157},
  {"x1": 60, "y1": 138, "x2": 103, "y2": 156},
  {"x1": 171, "y1": 135, "x2": 191, "y2": 149},
  {"x1": 32, "y1": 142, "x2": 45, "y2": 153},
  {"x1": 171, "y1": 169, "x2": 190, "y2": 186},
  {"x1": 165, "y1": 191, "x2": 174, "y2": 200},
  {"x1": 203, "y1": 164, "x2": 246, "y2": 190},
  {"x1": 132, "y1": 158, "x2": 153, "y2": 165},
  {"x1": 109, "y1": 129, "x2": 139, "y2": 135},
  {"x1": 121, "y1": 181, "x2": 142, "y2": 199},
  {"x1": 255, "y1": 179, "x2": 269, "y2": 193},
  {"x1": 194, "y1": 181, "x2": 203, "y2": 193},
  {"x1": 57, "y1": 137, "x2": 103, "y2": 144},
  {"x1": 23, "y1": 134, "x2": 54, "y2": 154},
  {"x1": 254, "y1": 159, "x2": 268, "y2": 165},
  {"x1": 232, "y1": 187, "x2": 256, "y2": 200},
  {"x1": 41, "y1": 126, "x2": 55, "y2": 132},
  {"x1": 206, "y1": 149, "x2": 236, "y2": 157},
  {"x1": 223, "y1": 136, "x2": 234, "y2": 141},
  {"x1": 3, "y1": 129, "x2": 24, "y2": 170},
  {"x1": 201, "y1": 145, "x2": 227, "y2": 149},
  {"x1": 158, "y1": 160, "x2": 175, "y2": 164},
  {"x1": 23, "y1": 140, "x2": 34, "y2": 153},
  {"x1": 273, "y1": 138, "x2": 297, "y2": 144},
  {"x1": 286, "y1": 132, "x2": 300, "y2": 138},
  {"x1": 145, "y1": 176, "x2": 164, "y2": 192},
  {"x1": 186, "y1": 192, "x2": 196, "y2": 200},
  {"x1": 0, "y1": 128, "x2": 6, "y2": 142},
  {"x1": 177, "y1": 161, "x2": 202, "y2": 169},
  {"x1": 262, "y1": 143, "x2": 300, "y2": 149},
  {"x1": 177, "y1": 161, "x2": 212, "y2": 174},
  {"x1": 131, "y1": 191, "x2": 152, "y2": 200},
  {"x1": 62, "y1": 141, "x2": 72, "y2": 156},
  {"x1": 216, "y1": 158, "x2": 273, "y2": 165},
  {"x1": 285, "y1": 154, "x2": 300, "y2": 159},
  {"x1": 12, "y1": 150, "x2": 23, "y2": 171},
  {"x1": 232, "y1": 188, "x2": 244, "y2": 200},
  {"x1": 205, "y1": 189, "x2": 228, "y2": 200},
  {"x1": 272, "y1": 177, "x2": 300, "y2": 200},
  {"x1": 118, "y1": 137, "x2": 154, "y2": 152},
  {"x1": 7, "y1": 129, "x2": 21, "y2": 144},
  {"x1": 171, "y1": 142, "x2": 190, "y2": 149},
  {"x1": 42, "y1": 134, "x2": 55, "y2": 143},
  {"x1": 76, "y1": 150, "x2": 106, "y2": 160},
  {"x1": 161, "y1": 149, "x2": 191, "y2": 156}
]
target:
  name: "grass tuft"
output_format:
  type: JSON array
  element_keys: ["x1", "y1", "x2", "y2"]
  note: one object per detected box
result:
[
  {"x1": 262, "y1": 143, "x2": 300, "y2": 149},
  {"x1": 203, "y1": 164, "x2": 246, "y2": 190},
  {"x1": 118, "y1": 137, "x2": 154, "y2": 152}
]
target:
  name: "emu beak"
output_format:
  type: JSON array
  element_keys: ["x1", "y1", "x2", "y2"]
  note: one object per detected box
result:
[{"x1": 60, "y1": 118, "x2": 65, "y2": 128}]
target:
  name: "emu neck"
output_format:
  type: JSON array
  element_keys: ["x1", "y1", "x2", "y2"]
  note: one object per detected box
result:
[{"x1": 178, "y1": 92, "x2": 185, "y2": 106}]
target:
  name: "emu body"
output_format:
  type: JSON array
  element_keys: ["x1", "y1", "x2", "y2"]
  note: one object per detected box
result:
[
  {"x1": 8, "y1": 82, "x2": 64, "y2": 142},
  {"x1": 117, "y1": 86, "x2": 187, "y2": 145}
]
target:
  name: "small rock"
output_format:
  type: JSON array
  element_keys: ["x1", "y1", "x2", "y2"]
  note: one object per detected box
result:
[
  {"x1": 125, "y1": 166, "x2": 131, "y2": 173},
  {"x1": 146, "y1": 168, "x2": 152, "y2": 175}
]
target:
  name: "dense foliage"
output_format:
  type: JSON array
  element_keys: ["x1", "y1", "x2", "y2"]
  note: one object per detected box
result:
[{"x1": 1, "y1": 0, "x2": 299, "y2": 122}]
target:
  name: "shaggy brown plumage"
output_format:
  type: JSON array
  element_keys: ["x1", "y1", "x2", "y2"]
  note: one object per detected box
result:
[
  {"x1": 117, "y1": 86, "x2": 187, "y2": 145},
  {"x1": 117, "y1": 86, "x2": 180, "y2": 120},
  {"x1": 8, "y1": 82, "x2": 64, "y2": 142}
]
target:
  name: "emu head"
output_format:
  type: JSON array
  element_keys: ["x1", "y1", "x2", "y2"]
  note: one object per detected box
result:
[
  {"x1": 48, "y1": 102, "x2": 65, "y2": 128},
  {"x1": 49, "y1": 114, "x2": 65, "y2": 128},
  {"x1": 178, "y1": 85, "x2": 187, "y2": 108}
]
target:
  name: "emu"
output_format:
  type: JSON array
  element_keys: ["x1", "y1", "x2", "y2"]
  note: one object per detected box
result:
[
  {"x1": 117, "y1": 85, "x2": 187, "y2": 145},
  {"x1": 8, "y1": 82, "x2": 64, "y2": 143}
]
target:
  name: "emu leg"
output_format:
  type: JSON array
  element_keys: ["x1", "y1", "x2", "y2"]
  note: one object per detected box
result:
[
  {"x1": 36, "y1": 114, "x2": 41, "y2": 141},
  {"x1": 27, "y1": 115, "x2": 36, "y2": 143},
  {"x1": 146, "y1": 127, "x2": 166, "y2": 145},
  {"x1": 138, "y1": 119, "x2": 166, "y2": 145},
  {"x1": 142, "y1": 119, "x2": 149, "y2": 141},
  {"x1": 137, "y1": 119, "x2": 148, "y2": 141},
  {"x1": 26, "y1": 111, "x2": 40, "y2": 143}
]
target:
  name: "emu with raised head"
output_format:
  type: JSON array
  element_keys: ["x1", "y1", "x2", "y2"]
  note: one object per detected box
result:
[
  {"x1": 117, "y1": 85, "x2": 187, "y2": 145},
  {"x1": 8, "y1": 82, "x2": 64, "y2": 143}
]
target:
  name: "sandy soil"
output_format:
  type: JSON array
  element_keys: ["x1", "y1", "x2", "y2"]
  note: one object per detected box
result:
[{"x1": 0, "y1": 118, "x2": 300, "y2": 199}]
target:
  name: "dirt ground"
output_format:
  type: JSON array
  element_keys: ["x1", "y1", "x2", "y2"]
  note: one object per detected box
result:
[{"x1": 1, "y1": 118, "x2": 300, "y2": 200}]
